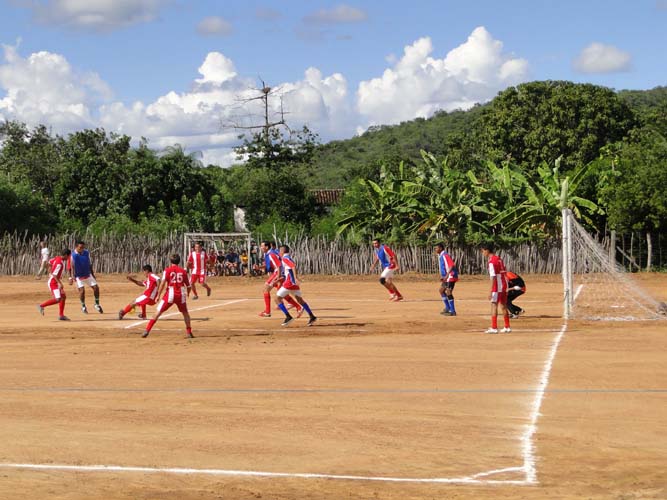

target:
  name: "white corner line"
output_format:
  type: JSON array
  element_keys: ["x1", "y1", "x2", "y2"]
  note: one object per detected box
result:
[
  {"x1": 0, "y1": 463, "x2": 529, "y2": 485},
  {"x1": 123, "y1": 299, "x2": 249, "y2": 329},
  {"x1": 520, "y1": 322, "x2": 567, "y2": 484}
]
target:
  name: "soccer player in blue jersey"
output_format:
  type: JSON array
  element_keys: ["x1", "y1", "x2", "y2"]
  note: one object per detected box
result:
[
  {"x1": 68, "y1": 241, "x2": 103, "y2": 314},
  {"x1": 370, "y1": 238, "x2": 403, "y2": 301},
  {"x1": 435, "y1": 243, "x2": 459, "y2": 316}
]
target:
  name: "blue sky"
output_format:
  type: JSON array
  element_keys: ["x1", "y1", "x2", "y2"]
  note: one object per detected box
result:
[{"x1": 1, "y1": 0, "x2": 665, "y2": 165}]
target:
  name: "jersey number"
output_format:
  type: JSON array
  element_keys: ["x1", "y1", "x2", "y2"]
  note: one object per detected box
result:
[{"x1": 169, "y1": 272, "x2": 184, "y2": 283}]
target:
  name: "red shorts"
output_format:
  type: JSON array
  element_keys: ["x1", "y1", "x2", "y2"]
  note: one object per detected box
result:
[
  {"x1": 491, "y1": 291, "x2": 507, "y2": 305},
  {"x1": 156, "y1": 290, "x2": 187, "y2": 314},
  {"x1": 135, "y1": 294, "x2": 156, "y2": 306},
  {"x1": 265, "y1": 271, "x2": 280, "y2": 287},
  {"x1": 48, "y1": 278, "x2": 64, "y2": 300},
  {"x1": 191, "y1": 273, "x2": 206, "y2": 284}
]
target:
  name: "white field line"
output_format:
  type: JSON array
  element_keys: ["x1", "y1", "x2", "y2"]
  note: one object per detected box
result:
[
  {"x1": 519, "y1": 283, "x2": 582, "y2": 483},
  {"x1": 3, "y1": 294, "x2": 575, "y2": 485},
  {"x1": 123, "y1": 299, "x2": 248, "y2": 329},
  {"x1": 0, "y1": 463, "x2": 528, "y2": 485}
]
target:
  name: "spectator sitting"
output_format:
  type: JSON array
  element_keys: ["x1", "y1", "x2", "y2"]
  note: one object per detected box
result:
[
  {"x1": 208, "y1": 248, "x2": 217, "y2": 276},
  {"x1": 225, "y1": 248, "x2": 240, "y2": 275},
  {"x1": 215, "y1": 250, "x2": 226, "y2": 276},
  {"x1": 240, "y1": 250, "x2": 249, "y2": 276}
]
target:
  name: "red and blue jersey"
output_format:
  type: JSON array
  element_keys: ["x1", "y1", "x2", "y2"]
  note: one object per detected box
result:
[
  {"x1": 265, "y1": 249, "x2": 281, "y2": 273},
  {"x1": 281, "y1": 253, "x2": 299, "y2": 289},
  {"x1": 438, "y1": 250, "x2": 459, "y2": 282},
  {"x1": 375, "y1": 244, "x2": 397, "y2": 270}
]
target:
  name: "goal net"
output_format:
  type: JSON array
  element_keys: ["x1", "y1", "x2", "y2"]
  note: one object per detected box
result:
[
  {"x1": 562, "y1": 209, "x2": 666, "y2": 321},
  {"x1": 183, "y1": 232, "x2": 252, "y2": 268}
]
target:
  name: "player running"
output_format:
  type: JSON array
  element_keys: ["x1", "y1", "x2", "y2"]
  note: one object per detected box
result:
[
  {"x1": 370, "y1": 238, "x2": 403, "y2": 301},
  {"x1": 435, "y1": 243, "x2": 459, "y2": 316},
  {"x1": 118, "y1": 265, "x2": 161, "y2": 320},
  {"x1": 68, "y1": 240, "x2": 103, "y2": 314},
  {"x1": 481, "y1": 242, "x2": 511, "y2": 334},
  {"x1": 37, "y1": 248, "x2": 71, "y2": 320},
  {"x1": 142, "y1": 254, "x2": 193, "y2": 339},
  {"x1": 258, "y1": 240, "x2": 301, "y2": 317},
  {"x1": 274, "y1": 245, "x2": 317, "y2": 327},
  {"x1": 187, "y1": 242, "x2": 211, "y2": 300}
]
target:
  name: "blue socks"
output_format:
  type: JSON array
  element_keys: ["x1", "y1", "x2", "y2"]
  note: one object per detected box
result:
[
  {"x1": 278, "y1": 303, "x2": 290, "y2": 316},
  {"x1": 441, "y1": 295, "x2": 450, "y2": 312},
  {"x1": 447, "y1": 298, "x2": 456, "y2": 314}
]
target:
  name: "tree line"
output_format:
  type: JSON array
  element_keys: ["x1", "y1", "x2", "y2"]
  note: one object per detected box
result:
[{"x1": 1, "y1": 80, "x2": 666, "y2": 249}]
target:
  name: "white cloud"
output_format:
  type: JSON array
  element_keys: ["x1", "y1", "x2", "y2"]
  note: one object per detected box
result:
[
  {"x1": 303, "y1": 4, "x2": 367, "y2": 24},
  {"x1": 196, "y1": 16, "x2": 233, "y2": 37},
  {"x1": 357, "y1": 27, "x2": 528, "y2": 126},
  {"x1": 18, "y1": 0, "x2": 171, "y2": 31},
  {"x1": 1, "y1": 26, "x2": 529, "y2": 166},
  {"x1": 0, "y1": 42, "x2": 112, "y2": 131},
  {"x1": 573, "y1": 42, "x2": 632, "y2": 74}
]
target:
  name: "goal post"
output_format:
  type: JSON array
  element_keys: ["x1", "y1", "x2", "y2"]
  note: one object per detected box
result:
[
  {"x1": 183, "y1": 232, "x2": 252, "y2": 266},
  {"x1": 561, "y1": 209, "x2": 665, "y2": 321}
]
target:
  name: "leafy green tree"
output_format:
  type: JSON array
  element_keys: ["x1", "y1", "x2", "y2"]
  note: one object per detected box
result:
[{"x1": 478, "y1": 81, "x2": 636, "y2": 175}]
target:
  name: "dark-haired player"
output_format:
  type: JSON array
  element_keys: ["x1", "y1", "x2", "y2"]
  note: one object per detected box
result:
[{"x1": 118, "y1": 264, "x2": 161, "y2": 320}]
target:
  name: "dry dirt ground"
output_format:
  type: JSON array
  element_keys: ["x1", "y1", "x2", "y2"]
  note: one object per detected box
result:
[{"x1": 0, "y1": 273, "x2": 665, "y2": 500}]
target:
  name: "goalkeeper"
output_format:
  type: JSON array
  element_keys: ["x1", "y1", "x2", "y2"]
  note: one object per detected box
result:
[{"x1": 506, "y1": 271, "x2": 526, "y2": 318}]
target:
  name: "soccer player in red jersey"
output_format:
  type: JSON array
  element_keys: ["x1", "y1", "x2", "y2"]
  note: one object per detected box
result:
[
  {"x1": 187, "y1": 242, "x2": 211, "y2": 300},
  {"x1": 142, "y1": 254, "x2": 193, "y2": 339},
  {"x1": 118, "y1": 264, "x2": 161, "y2": 320},
  {"x1": 370, "y1": 238, "x2": 403, "y2": 301},
  {"x1": 481, "y1": 242, "x2": 511, "y2": 334},
  {"x1": 258, "y1": 240, "x2": 301, "y2": 317},
  {"x1": 37, "y1": 248, "x2": 71, "y2": 320},
  {"x1": 274, "y1": 245, "x2": 317, "y2": 327}
]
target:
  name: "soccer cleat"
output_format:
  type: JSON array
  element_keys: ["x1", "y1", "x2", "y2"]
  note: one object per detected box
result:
[
  {"x1": 118, "y1": 310, "x2": 124, "y2": 320},
  {"x1": 447, "y1": 311, "x2": 457, "y2": 316},
  {"x1": 296, "y1": 307, "x2": 305, "y2": 318},
  {"x1": 94, "y1": 304, "x2": 103, "y2": 314},
  {"x1": 141, "y1": 331, "x2": 150, "y2": 338},
  {"x1": 192, "y1": 295, "x2": 199, "y2": 301},
  {"x1": 501, "y1": 327, "x2": 512, "y2": 333},
  {"x1": 392, "y1": 295, "x2": 404, "y2": 302},
  {"x1": 137, "y1": 314, "x2": 146, "y2": 319},
  {"x1": 58, "y1": 315, "x2": 70, "y2": 321},
  {"x1": 485, "y1": 328, "x2": 498, "y2": 334},
  {"x1": 440, "y1": 308, "x2": 449, "y2": 315},
  {"x1": 258, "y1": 311, "x2": 271, "y2": 317},
  {"x1": 307, "y1": 316, "x2": 317, "y2": 327},
  {"x1": 186, "y1": 332, "x2": 195, "y2": 339},
  {"x1": 37, "y1": 305, "x2": 44, "y2": 316},
  {"x1": 81, "y1": 305, "x2": 88, "y2": 314},
  {"x1": 509, "y1": 313, "x2": 518, "y2": 319},
  {"x1": 281, "y1": 316, "x2": 294, "y2": 327},
  {"x1": 388, "y1": 294, "x2": 396, "y2": 301}
]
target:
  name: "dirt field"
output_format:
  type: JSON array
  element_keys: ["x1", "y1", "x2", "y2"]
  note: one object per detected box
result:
[{"x1": 0, "y1": 273, "x2": 665, "y2": 499}]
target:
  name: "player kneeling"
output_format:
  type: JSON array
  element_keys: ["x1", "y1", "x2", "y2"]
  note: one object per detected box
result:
[
  {"x1": 142, "y1": 254, "x2": 194, "y2": 339},
  {"x1": 118, "y1": 265, "x2": 161, "y2": 320}
]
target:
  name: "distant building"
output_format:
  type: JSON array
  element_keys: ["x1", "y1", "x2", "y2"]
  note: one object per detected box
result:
[{"x1": 309, "y1": 189, "x2": 345, "y2": 207}]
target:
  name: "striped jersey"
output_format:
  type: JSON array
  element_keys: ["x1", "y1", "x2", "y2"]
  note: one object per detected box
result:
[
  {"x1": 188, "y1": 250, "x2": 207, "y2": 275},
  {"x1": 375, "y1": 244, "x2": 397, "y2": 270},
  {"x1": 488, "y1": 254, "x2": 507, "y2": 293},
  {"x1": 438, "y1": 250, "x2": 459, "y2": 282},
  {"x1": 281, "y1": 253, "x2": 299, "y2": 289},
  {"x1": 142, "y1": 273, "x2": 161, "y2": 301}
]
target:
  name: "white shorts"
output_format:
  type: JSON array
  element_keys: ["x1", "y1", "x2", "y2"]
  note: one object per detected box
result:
[
  {"x1": 277, "y1": 286, "x2": 301, "y2": 298},
  {"x1": 380, "y1": 268, "x2": 394, "y2": 279},
  {"x1": 75, "y1": 276, "x2": 98, "y2": 288},
  {"x1": 135, "y1": 294, "x2": 156, "y2": 306}
]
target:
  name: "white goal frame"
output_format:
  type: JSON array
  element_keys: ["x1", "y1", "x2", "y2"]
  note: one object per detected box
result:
[{"x1": 183, "y1": 232, "x2": 252, "y2": 263}]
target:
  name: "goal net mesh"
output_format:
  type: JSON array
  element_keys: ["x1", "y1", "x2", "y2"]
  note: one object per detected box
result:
[
  {"x1": 567, "y1": 213, "x2": 665, "y2": 321},
  {"x1": 183, "y1": 232, "x2": 251, "y2": 264}
]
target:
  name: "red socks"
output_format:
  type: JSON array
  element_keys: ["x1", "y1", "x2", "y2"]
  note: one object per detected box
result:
[
  {"x1": 285, "y1": 295, "x2": 300, "y2": 309},
  {"x1": 40, "y1": 298, "x2": 58, "y2": 308},
  {"x1": 504, "y1": 313, "x2": 510, "y2": 328},
  {"x1": 146, "y1": 319, "x2": 156, "y2": 333},
  {"x1": 491, "y1": 316, "x2": 498, "y2": 329},
  {"x1": 59, "y1": 296, "x2": 66, "y2": 316},
  {"x1": 263, "y1": 292, "x2": 271, "y2": 313},
  {"x1": 122, "y1": 304, "x2": 134, "y2": 315}
]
